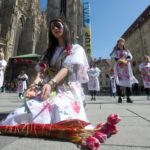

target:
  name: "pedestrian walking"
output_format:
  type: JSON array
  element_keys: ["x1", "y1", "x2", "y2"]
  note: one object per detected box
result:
[
  {"x1": 0, "y1": 50, "x2": 7, "y2": 93},
  {"x1": 87, "y1": 62, "x2": 101, "y2": 100},
  {"x1": 139, "y1": 55, "x2": 150, "y2": 100},
  {"x1": 17, "y1": 70, "x2": 28, "y2": 99},
  {"x1": 110, "y1": 38, "x2": 138, "y2": 103},
  {"x1": 109, "y1": 68, "x2": 116, "y2": 98}
]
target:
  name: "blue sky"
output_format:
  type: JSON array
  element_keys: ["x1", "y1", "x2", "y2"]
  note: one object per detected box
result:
[
  {"x1": 40, "y1": 0, "x2": 47, "y2": 10},
  {"x1": 40, "y1": 0, "x2": 150, "y2": 59}
]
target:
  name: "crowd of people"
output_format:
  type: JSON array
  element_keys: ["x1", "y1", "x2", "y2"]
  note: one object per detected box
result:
[
  {"x1": 0, "y1": 19, "x2": 149, "y2": 104},
  {"x1": 0, "y1": 49, "x2": 29, "y2": 97},
  {"x1": 87, "y1": 38, "x2": 150, "y2": 102},
  {"x1": 0, "y1": 18, "x2": 148, "y2": 149}
]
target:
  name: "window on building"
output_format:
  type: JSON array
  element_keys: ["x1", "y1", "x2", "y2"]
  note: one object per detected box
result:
[
  {"x1": 143, "y1": 38, "x2": 146, "y2": 45},
  {"x1": 132, "y1": 61, "x2": 136, "y2": 66},
  {"x1": 0, "y1": 24, "x2": 1, "y2": 34},
  {"x1": 148, "y1": 23, "x2": 150, "y2": 29},
  {"x1": 143, "y1": 38, "x2": 147, "y2": 49},
  {"x1": 0, "y1": 0, "x2": 3, "y2": 8},
  {"x1": 144, "y1": 47, "x2": 148, "y2": 55},
  {"x1": 60, "y1": 0, "x2": 67, "y2": 17}
]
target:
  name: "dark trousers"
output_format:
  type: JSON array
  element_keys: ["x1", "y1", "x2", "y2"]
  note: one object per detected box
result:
[
  {"x1": 0, "y1": 86, "x2": 4, "y2": 92},
  {"x1": 90, "y1": 90, "x2": 97, "y2": 98},
  {"x1": 117, "y1": 85, "x2": 131, "y2": 98},
  {"x1": 18, "y1": 93, "x2": 23, "y2": 98},
  {"x1": 145, "y1": 88, "x2": 150, "y2": 96}
]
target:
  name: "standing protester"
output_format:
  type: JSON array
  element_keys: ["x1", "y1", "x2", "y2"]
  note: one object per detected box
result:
[
  {"x1": 17, "y1": 70, "x2": 28, "y2": 99},
  {"x1": 0, "y1": 50, "x2": 7, "y2": 93},
  {"x1": 139, "y1": 55, "x2": 150, "y2": 100},
  {"x1": 88, "y1": 62, "x2": 101, "y2": 100},
  {"x1": 109, "y1": 68, "x2": 117, "y2": 98},
  {"x1": 110, "y1": 38, "x2": 138, "y2": 103}
]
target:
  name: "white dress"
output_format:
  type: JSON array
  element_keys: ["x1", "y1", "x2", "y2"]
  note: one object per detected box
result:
[
  {"x1": 110, "y1": 75, "x2": 116, "y2": 93},
  {"x1": 17, "y1": 74, "x2": 28, "y2": 93},
  {"x1": 0, "y1": 59, "x2": 7, "y2": 88},
  {"x1": 110, "y1": 49, "x2": 138, "y2": 87},
  {"x1": 139, "y1": 62, "x2": 150, "y2": 89},
  {"x1": 1, "y1": 44, "x2": 90, "y2": 125},
  {"x1": 87, "y1": 67, "x2": 101, "y2": 91}
]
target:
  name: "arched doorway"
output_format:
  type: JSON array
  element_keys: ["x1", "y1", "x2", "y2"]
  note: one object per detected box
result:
[{"x1": 14, "y1": 15, "x2": 25, "y2": 56}]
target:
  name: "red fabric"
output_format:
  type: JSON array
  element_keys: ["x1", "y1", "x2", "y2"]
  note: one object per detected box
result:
[{"x1": 0, "y1": 115, "x2": 121, "y2": 150}]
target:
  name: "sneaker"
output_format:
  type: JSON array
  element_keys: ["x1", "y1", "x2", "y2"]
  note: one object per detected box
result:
[
  {"x1": 20, "y1": 95, "x2": 24, "y2": 100},
  {"x1": 127, "y1": 97, "x2": 133, "y2": 103},
  {"x1": 118, "y1": 97, "x2": 122, "y2": 103}
]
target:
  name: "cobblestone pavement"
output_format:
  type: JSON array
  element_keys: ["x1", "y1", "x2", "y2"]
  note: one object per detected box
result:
[{"x1": 0, "y1": 93, "x2": 150, "y2": 150}]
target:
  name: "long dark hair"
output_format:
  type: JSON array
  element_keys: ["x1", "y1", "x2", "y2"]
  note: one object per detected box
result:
[
  {"x1": 43, "y1": 18, "x2": 72, "y2": 65},
  {"x1": 116, "y1": 39, "x2": 127, "y2": 50}
]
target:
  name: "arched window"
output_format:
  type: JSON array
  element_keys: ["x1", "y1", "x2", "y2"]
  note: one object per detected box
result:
[
  {"x1": 19, "y1": 15, "x2": 25, "y2": 27},
  {"x1": 60, "y1": 0, "x2": 67, "y2": 17},
  {"x1": 0, "y1": 0, "x2": 3, "y2": 8}
]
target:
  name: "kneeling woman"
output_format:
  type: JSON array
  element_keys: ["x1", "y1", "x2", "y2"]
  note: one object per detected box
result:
[
  {"x1": 1, "y1": 18, "x2": 90, "y2": 125},
  {"x1": 0, "y1": 19, "x2": 121, "y2": 150}
]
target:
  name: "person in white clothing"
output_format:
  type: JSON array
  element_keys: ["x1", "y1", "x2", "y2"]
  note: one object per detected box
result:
[
  {"x1": 0, "y1": 50, "x2": 7, "y2": 92},
  {"x1": 109, "y1": 68, "x2": 116, "y2": 98},
  {"x1": 88, "y1": 62, "x2": 101, "y2": 100},
  {"x1": 17, "y1": 70, "x2": 28, "y2": 99},
  {"x1": 139, "y1": 55, "x2": 150, "y2": 100},
  {"x1": 110, "y1": 38, "x2": 138, "y2": 103},
  {"x1": 0, "y1": 20, "x2": 122, "y2": 148},
  {"x1": 1, "y1": 18, "x2": 90, "y2": 125}
]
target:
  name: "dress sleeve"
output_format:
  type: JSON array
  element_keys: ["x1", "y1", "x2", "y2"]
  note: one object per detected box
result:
[
  {"x1": 62, "y1": 44, "x2": 89, "y2": 83},
  {"x1": 0, "y1": 60, "x2": 7, "y2": 69},
  {"x1": 25, "y1": 74, "x2": 29, "y2": 80},
  {"x1": 96, "y1": 68, "x2": 101, "y2": 76},
  {"x1": 126, "y1": 50, "x2": 133, "y2": 61},
  {"x1": 138, "y1": 63, "x2": 143, "y2": 72}
]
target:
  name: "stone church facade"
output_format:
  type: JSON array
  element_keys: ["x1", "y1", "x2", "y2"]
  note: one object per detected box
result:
[
  {"x1": 0, "y1": 0, "x2": 47, "y2": 60},
  {"x1": 0, "y1": 0, "x2": 83, "y2": 61},
  {"x1": 0, "y1": 0, "x2": 84, "y2": 85}
]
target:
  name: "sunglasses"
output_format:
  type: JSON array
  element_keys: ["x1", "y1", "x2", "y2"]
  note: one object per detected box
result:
[{"x1": 51, "y1": 21, "x2": 64, "y2": 30}]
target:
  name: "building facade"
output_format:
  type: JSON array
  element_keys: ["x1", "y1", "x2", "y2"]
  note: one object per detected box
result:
[
  {"x1": 0, "y1": 0, "x2": 85, "y2": 85},
  {"x1": 0, "y1": 0, "x2": 47, "y2": 60},
  {"x1": 0, "y1": 0, "x2": 84, "y2": 60},
  {"x1": 121, "y1": 5, "x2": 150, "y2": 85}
]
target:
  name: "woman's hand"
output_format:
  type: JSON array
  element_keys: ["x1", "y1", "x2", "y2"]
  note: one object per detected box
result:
[
  {"x1": 25, "y1": 85, "x2": 37, "y2": 99},
  {"x1": 41, "y1": 84, "x2": 52, "y2": 101}
]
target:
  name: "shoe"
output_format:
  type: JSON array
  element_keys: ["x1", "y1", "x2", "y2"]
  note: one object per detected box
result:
[
  {"x1": 147, "y1": 96, "x2": 150, "y2": 100},
  {"x1": 91, "y1": 98, "x2": 93, "y2": 101},
  {"x1": 20, "y1": 95, "x2": 24, "y2": 100},
  {"x1": 127, "y1": 97, "x2": 133, "y2": 103},
  {"x1": 118, "y1": 97, "x2": 122, "y2": 103},
  {"x1": 93, "y1": 97, "x2": 96, "y2": 101},
  {"x1": 83, "y1": 101, "x2": 86, "y2": 107}
]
